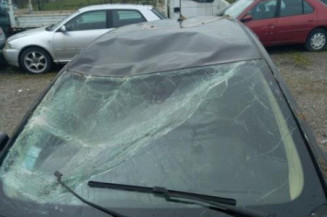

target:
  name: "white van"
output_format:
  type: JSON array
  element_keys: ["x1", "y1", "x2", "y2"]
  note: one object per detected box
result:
[{"x1": 161, "y1": 0, "x2": 230, "y2": 19}]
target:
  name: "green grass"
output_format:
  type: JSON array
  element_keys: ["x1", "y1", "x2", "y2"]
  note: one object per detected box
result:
[{"x1": 290, "y1": 51, "x2": 311, "y2": 67}]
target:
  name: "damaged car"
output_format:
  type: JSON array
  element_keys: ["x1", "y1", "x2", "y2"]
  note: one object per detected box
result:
[{"x1": 0, "y1": 16, "x2": 327, "y2": 217}]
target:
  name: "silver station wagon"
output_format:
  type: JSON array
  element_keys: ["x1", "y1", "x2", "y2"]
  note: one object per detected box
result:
[{"x1": 3, "y1": 4, "x2": 163, "y2": 74}]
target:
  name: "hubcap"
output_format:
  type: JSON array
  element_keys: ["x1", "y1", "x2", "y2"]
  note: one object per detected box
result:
[
  {"x1": 24, "y1": 51, "x2": 47, "y2": 73},
  {"x1": 310, "y1": 33, "x2": 326, "y2": 50}
]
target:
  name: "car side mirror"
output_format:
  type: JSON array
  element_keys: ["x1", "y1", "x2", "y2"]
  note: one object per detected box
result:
[
  {"x1": 0, "y1": 132, "x2": 9, "y2": 152},
  {"x1": 241, "y1": 14, "x2": 253, "y2": 22},
  {"x1": 60, "y1": 25, "x2": 67, "y2": 32}
]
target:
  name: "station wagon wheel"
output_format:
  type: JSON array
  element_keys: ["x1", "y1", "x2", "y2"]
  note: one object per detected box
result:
[
  {"x1": 306, "y1": 29, "x2": 327, "y2": 52},
  {"x1": 19, "y1": 47, "x2": 52, "y2": 74}
]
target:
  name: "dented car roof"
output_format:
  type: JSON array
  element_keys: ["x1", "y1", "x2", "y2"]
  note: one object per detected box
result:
[{"x1": 68, "y1": 16, "x2": 262, "y2": 76}]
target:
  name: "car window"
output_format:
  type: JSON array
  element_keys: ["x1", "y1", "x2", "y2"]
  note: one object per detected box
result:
[
  {"x1": 303, "y1": 0, "x2": 314, "y2": 14},
  {"x1": 65, "y1": 10, "x2": 107, "y2": 31},
  {"x1": 248, "y1": 0, "x2": 277, "y2": 20},
  {"x1": 112, "y1": 10, "x2": 146, "y2": 28},
  {"x1": 280, "y1": 0, "x2": 303, "y2": 17}
]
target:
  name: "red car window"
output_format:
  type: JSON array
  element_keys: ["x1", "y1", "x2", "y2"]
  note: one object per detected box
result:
[
  {"x1": 248, "y1": 0, "x2": 277, "y2": 20},
  {"x1": 303, "y1": 0, "x2": 314, "y2": 14}
]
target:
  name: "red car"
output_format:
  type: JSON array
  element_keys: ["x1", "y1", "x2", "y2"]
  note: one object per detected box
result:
[{"x1": 223, "y1": 0, "x2": 327, "y2": 51}]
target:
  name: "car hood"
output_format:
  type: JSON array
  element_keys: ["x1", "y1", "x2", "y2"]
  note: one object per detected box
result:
[{"x1": 8, "y1": 26, "x2": 47, "y2": 42}]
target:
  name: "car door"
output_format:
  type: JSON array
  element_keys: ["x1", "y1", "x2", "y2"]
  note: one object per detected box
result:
[
  {"x1": 52, "y1": 10, "x2": 112, "y2": 62},
  {"x1": 274, "y1": 0, "x2": 316, "y2": 44},
  {"x1": 242, "y1": 0, "x2": 278, "y2": 46}
]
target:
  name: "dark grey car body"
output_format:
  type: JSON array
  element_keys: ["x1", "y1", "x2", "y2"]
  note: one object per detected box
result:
[{"x1": 0, "y1": 17, "x2": 326, "y2": 217}]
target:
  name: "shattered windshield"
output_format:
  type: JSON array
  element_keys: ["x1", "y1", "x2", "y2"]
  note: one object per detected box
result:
[{"x1": 0, "y1": 60, "x2": 310, "y2": 212}]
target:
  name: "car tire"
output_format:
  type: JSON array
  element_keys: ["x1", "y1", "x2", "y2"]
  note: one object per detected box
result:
[
  {"x1": 19, "y1": 47, "x2": 52, "y2": 74},
  {"x1": 305, "y1": 28, "x2": 327, "y2": 52}
]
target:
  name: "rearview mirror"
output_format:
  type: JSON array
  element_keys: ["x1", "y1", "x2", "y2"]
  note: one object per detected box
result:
[
  {"x1": 0, "y1": 132, "x2": 9, "y2": 152},
  {"x1": 60, "y1": 25, "x2": 67, "y2": 32},
  {"x1": 241, "y1": 14, "x2": 253, "y2": 22}
]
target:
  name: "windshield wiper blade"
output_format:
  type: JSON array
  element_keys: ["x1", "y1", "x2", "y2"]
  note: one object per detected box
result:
[
  {"x1": 90, "y1": 181, "x2": 236, "y2": 205},
  {"x1": 54, "y1": 171, "x2": 128, "y2": 217},
  {"x1": 88, "y1": 181, "x2": 271, "y2": 217}
]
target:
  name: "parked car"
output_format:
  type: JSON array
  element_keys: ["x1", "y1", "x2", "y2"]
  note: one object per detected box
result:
[
  {"x1": 0, "y1": 27, "x2": 5, "y2": 49},
  {"x1": 223, "y1": 0, "x2": 327, "y2": 51},
  {"x1": 3, "y1": 4, "x2": 163, "y2": 74},
  {"x1": 0, "y1": 16, "x2": 327, "y2": 217}
]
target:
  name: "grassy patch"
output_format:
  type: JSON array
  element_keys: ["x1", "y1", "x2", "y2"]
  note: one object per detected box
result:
[{"x1": 290, "y1": 51, "x2": 311, "y2": 67}]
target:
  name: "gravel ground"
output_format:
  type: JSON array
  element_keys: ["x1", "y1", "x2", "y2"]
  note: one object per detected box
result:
[
  {"x1": 0, "y1": 65, "x2": 59, "y2": 136},
  {"x1": 268, "y1": 46, "x2": 327, "y2": 151},
  {"x1": 0, "y1": 47, "x2": 326, "y2": 152}
]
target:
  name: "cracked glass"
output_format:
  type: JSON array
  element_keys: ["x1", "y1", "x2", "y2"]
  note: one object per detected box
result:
[{"x1": 0, "y1": 60, "x2": 304, "y2": 209}]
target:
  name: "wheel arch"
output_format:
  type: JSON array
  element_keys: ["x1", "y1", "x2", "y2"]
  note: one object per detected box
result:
[
  {"x1": 305, "y1": 26, "x2": 327, "y2": 51},
  {"x1": 306, "y1": 26, "x2": 327, "y2": 40},
  {"x1": 18, "y1": 45, "x2": 54, "y2": 67}
]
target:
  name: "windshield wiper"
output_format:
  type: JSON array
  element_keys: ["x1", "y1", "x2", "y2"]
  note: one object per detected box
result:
[
  {"x1": 54, "y1": 171, "x2": 128, "y2": 217},
  {"x1": 88, "y1": 181, "x2": 272, "y2": 217}
]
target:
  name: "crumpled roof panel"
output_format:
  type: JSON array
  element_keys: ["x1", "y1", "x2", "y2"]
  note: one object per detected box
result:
[{"x1": 68, "y1": 17, "x2": 262, "y2": 76}]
